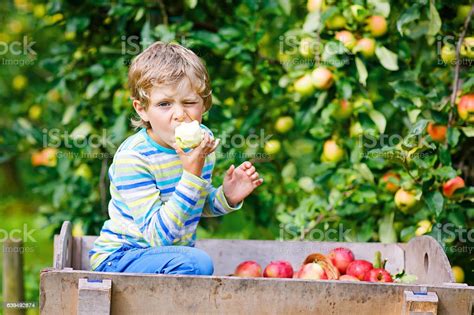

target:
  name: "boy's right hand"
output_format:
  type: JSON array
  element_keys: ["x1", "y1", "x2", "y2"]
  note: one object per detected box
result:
[{"x1": 173, "y1": 132, "x2": 220, "y2": 178}]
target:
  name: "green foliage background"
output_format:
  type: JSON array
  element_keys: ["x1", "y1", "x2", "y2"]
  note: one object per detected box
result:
[{"x1": 1, "y1": 0, "x2": 474, "y2": 305}]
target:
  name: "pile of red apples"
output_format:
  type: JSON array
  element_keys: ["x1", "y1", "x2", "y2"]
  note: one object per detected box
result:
[{"x1": 234, "y1": 247, "x2": 393, "y2": 283}]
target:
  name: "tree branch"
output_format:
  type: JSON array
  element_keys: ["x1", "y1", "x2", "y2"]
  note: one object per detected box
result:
[{"x1": 448, "y1": 4, "x2": 474, "y2": 127}]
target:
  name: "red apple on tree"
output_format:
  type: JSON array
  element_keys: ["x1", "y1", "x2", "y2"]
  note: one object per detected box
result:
[
  {"x1": 458, "y1": 94, "x2": 474, "y2": 123},
  {"x1": 263, "y1": 261, "x2": 294, "y2": 278},
  {"x1": 328, "y1": 247, "x2": 355, "y2": 274},
  {"x1": 333, "y1": 99, "x2": 353, "y2": 120},
  {"x1": 321, "y1": 139, "x2": 344, "y2": 163},
  {"x1": 443, "y1": 176, "x2": 465, "y2": 198},
  {"x1": 234, "y1": 261, "x2": 262, "y2": 277},
  {"x1": 311, "y1": 67, "x2": 333, "y2": 90},
  {"x1": 346, "y1": 260, "x2": 373, "y2": 280},
  {"x1": 427, "y1": 122, "x2": 447, "y2": 142},
  {"x1": 364, "y1": 268, "x2": 393, "y2": 282},
  {"x1": 394, "y1": 189, "x2": 417, "y2": 213},
  {"x1": 335, "y1": 31, "x2": 356, "y2": 50},
  {"x1": 366, "y1": 16, "x2": 387, "y2": 37},
  {"x1": 353, "y1": 38, "x2": 376, "y2": 58},
  {"x1": 275, "y1": 116, "x2": 294, "y2": 133},
  {"x1": 380, "y1": 172, "x2": 400, "y2": 193},
  {"x1": 306, "y1": 0, "x2": 325, "y2": 12},
  {"x1": 294, "y1": 74, "x2": 315, "y2": 96},
  {"x1": 326, "y1": 14, "x2": 346, "y2": 30}
]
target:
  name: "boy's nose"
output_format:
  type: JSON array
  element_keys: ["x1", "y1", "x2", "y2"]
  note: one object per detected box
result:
[{"x1": 174, "y1": 107, "x2": 186, "y2": 122}]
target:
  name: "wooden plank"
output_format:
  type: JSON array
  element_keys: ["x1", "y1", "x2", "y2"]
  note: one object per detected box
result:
[
  {"x1": 402, "y1": 290, "x2": 438, "y2": 315},
  {"x1": 81, "y1": 236, "x2": 96, "y2": 271},
  {"x1": 72, "y1": 237, "x2": 82, "y2": 270},
  {"x1": 53, "y1": 221, "x2": 72, "y2": 270},
  {"x1": 39, "y1": 269, "x2": 474, "y2": 315},
  {"x1": 3, "y1": 239, "x2": 25, "y2": 315},
  {"x1": 405, "y1": 236, "x2": 454, "y2": 284},
  {"x1": 77, "y1": 278, "x2": 112, "y2": 315}
]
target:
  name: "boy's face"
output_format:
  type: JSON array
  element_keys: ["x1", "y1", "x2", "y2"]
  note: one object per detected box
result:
[{"x1": 133, "y1": 77, "x2": 206, "y2": 149}]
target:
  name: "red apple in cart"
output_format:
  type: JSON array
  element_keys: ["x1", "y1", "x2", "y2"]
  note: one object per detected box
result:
[
  {"x1": 346, "y1": 260, "x2": 373, "y2": 280},
  {"x1": 234, "y1": 261, "x2": 262, "y2": 277},
  {"x1": 328, "y1": 247, "x2": 355, "y2": 274},
  {"x1": 295, "y1": 262, "x2": 328, "y2": 280},
  {"x1": 364, "y1": 268, "x2": 393, "y2": 282},
  {"x1": 302, "y1": 253, "x2": 340, "y2": 279},
  {"x1": 263, "y1": 261, "x2": 294, "y2": 278}
]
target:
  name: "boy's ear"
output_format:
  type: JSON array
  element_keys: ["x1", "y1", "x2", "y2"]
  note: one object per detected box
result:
[{"x1": 133, "y1": 99, "x2": 149, "y2": 122}]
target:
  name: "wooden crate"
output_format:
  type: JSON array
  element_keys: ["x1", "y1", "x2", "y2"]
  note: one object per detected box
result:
[{"x1": 40, "y1": 221, "x2": 474, "y2": 315}]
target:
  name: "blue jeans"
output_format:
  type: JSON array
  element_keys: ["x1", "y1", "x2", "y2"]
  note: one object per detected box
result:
[{"x1": 94, "y1": 244, "x2": 214, "y2": 275}]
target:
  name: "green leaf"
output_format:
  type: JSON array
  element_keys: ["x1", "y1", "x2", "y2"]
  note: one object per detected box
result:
[
  {"x1": 433, "y1": 166, "x2": 457, "y2": 181},
  {"x1": 396, "y1": 4, "x2": 420, "y2": 36},
  {"x1": 303, "y1": 11, "x2": 321, "y2": 33},
  {"x1": 85, "y1": 79, "x2": 104, "y2": 99},
  {"x1": 389, "y1": 80, "x2": 425, "y2": 98},
  {"x1": 408, "y1": 119, "x2": 429, "y2": 137},
  {"x1": 427, "y1": 1, "x2": 441, "y2": 36},
  {"x1": 424, "y1": 191, "x2": 444, "y2": 216},
  {"x1": 109, "y1": 113, "x2": 128, "y2": 145},
  {"x1": 367, "y1": 147, "x2": 405, "y2": 164},
  {"x1": 141, "y1": 20, "x2": 152, "y2": 47},
  {"x1": 354, "y1": 163, "x2": 374, "y2": 183},
  {"x1": 185, "y1": 0, "x2": 198, "y2": 9},
  {"x1": 368, "y1": 0, "x2": 390, "y2": 17},
  {"x1": 134, "y1": 8, "x2": 145, "y2": 21},
  {"x1": 379, "y1": 212, "x2": 397, "y2": 243},
  {"x1": 408, "y1": 109, "x2": 421, "y2": 123},
  {"x1": 278, "y1": 0, "x2": 291, "y2": 15},
  {"x1": 369, "y1": 110, "x2": 386, "y2": 134},
  {"x1": 355, "y1": 57, "x2": 368, "y2": 86},
  {"x1": 375, "y1": 46, "x2": 399, "y2": 71},
  {"x1": 447, "y1": 127, "x2": 460, "y2": 147},
  {"x1": 281, "y1": 162, "x2": 297, "y2": 182},
  {"x1": 70, "y1": 122, "x2": 93, "y2": 140},
  {"x1": 62, "y1": 106, "x2": 76, "y2": 125},
  {"x1": 461, "y1": 127, "x2": 474, "y2": 137}
]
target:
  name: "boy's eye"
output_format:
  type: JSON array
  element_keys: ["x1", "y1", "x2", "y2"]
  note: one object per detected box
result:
[{"x1": 157, "y1": 102, "x2": 171, "y2": 107}]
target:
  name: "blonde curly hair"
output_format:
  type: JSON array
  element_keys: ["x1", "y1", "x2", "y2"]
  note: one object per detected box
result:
[{"x1": 128, "y1": 41, "x2": 212, "y2": 129}]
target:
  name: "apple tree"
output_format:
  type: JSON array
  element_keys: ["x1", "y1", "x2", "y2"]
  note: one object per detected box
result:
[{"x1": 0, "y1": 0, "x2": 473, "y2": 284}]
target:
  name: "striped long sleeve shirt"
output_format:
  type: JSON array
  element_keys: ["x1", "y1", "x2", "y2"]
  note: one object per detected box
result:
[{"x1": 89, "y1": 126, "x2": 242, "y2": 271}]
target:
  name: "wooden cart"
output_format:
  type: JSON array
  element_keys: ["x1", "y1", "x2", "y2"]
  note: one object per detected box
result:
[{"x1": 40, "y1": 221, "x2": 474, "y2": 315}]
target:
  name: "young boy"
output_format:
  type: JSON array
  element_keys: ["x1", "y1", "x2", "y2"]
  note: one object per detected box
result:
[{"x1": 89, "y1": 42, "x2": 263, "y2": 275}]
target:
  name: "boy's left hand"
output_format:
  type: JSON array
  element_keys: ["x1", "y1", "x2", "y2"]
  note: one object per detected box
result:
[{"x1": 223, "y1": 161, "x2": 263, "y2": 207}]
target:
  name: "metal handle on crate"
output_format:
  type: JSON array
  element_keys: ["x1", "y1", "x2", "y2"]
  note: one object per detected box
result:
[{"x1": 402, "y1": 289, "x2": 438, "y2": 315}]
